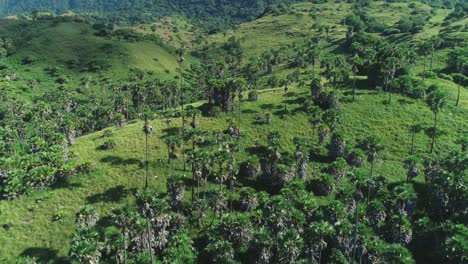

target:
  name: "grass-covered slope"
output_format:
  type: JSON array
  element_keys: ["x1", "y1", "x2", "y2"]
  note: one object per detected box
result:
[
  {"x1": 0, "y1": 74, "x2": 466, "y2": 261},
  {"x1": 0, "y1": 19, "x2": 198, "y2": 99},
  {"x1": 205, "y1": 1, "x2": 466, "y2": 60}
]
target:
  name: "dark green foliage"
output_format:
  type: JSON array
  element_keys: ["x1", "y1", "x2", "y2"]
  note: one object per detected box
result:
[{"x1": 0, "y1": 0, "x2": 306, "y2": 31}]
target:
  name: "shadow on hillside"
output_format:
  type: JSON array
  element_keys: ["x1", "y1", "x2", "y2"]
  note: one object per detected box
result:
[
  {"x1": 100, "y1": 155, "x2": 141, "y2": 166},
  {"x1": 21, "y1": 247, "x2": 68, "y2": 264},
  {"x1": 424, "y1": 127, "x2": 448, "y2": 139},
  {"x1": 284, "y1": 96, "x2": 305, "y2": 105},
  {"x1": 161, "y1": 127, "x2": 180, "y2": 136},
  {"x1": 398, "y1": 98, "x2": 415, "y2": 105},
  {"x1": 86, "y1": 185, "x2": 135, "y2": 204},
  {"x1": 259, "y1": 103, "x2": 276, "y2": 110},
  {"x1": 241, "y1": 109, "x2": 258, "y2": 114}
]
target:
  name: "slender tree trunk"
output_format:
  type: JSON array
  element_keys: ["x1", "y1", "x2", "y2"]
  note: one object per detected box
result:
[
  {"x1": 423, "y1": 54, "x2": 427, "y2": 81},
  {"x1": 122, "y1": 231, "x2": 127, "y2": 264},
  {"x1": 191, "y1": 166, "x2": 195, "y2": 203},
  {"x1": 229, "y1": 177, "x2": 234, "y2": 210},
  {"x1": 456, "y1": 67, "x2": 463, "y2": 106},
  {"x1": 311, "y1": 125, "x2": 315, "y2": 155},
  {"x1": 180, "y1": 62, "x2": 187, "y2": 171},
  {"x1": 367, "y1": 159, "x2": 375, "y2": 201},
  {"x1": 146, "y1": 217, "x2": 154, "y2": 264},
  {"x1": 430, "y1": 113, "x2": 437, "y2": 153},
  {"x1": 351, "y1": 199, "x2": 359, "y2": 264},
  {"x1": 312, "y1": 60, "x2": 315, "y2": 79},
  {"x1": 145, "y1": 129, "x2": 149, "y2": 189},
  {"x1": 430, "y1": 49, "x2": 434, "y2": 72},
  {"x1": 352, "y1": 70, "x2": 357, "y2": 101}
]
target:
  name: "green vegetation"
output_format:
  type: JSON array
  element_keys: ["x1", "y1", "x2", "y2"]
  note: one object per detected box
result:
[{"x1": 0, "y1": 0, "x2": 466, "y2": 263}]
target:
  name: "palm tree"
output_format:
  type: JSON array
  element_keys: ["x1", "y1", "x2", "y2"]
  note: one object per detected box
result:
[
  {"x1": 426, "y1": 87, "x2": 447, "y2": 153},
  {"x1": 277, "y1": 228, "x2": 303, "y2": 264},
  {"x1": 358, "y1": 135, "x2": 384, "y2": 180},
  {"x1": 429, "y1": 36, "x2": 442, "y2": 72},
  {"x1": 454, "y1": 53, "x2": 466, "y2": 107},
  {"x1": 111, "y1": 205, "x2": 138, "y2": 264},
  {"x1": 404, "y1": 156, "x2": 420, "y2": 183},
  {"x1": 418, "y1": 40, "x2": 431, "y2": 80},
  {"x1": 142, "y1": 113, "x2": 153, "y2": 189},
  {"x1": 308, "y1": 106, "x2": 321, "y2": 152},
  {"x1": 69, "y1": 227, "x2": 102, "y2": 264},
  {"x1": 305, "y1": 221, "x2": 334, "y2": 264},
  {"x1": 351, "y1": 54, "x2": 362, "y2": 101},
  {"x1": 329, "y1": 130, "x2": 347, "y2": 161},
  {"x1": 409, "y1": 124, "x2": 422, "y2": 155},
  {"x1": 293, "y1": 137, "x2": 308, "y2": 179}
]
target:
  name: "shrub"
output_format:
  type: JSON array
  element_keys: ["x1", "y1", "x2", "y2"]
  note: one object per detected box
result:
[
  {"x1": 438, "y1": 73, "x2": 453, "y2": 81},
  {"x1": 21, "y1": 55, "x2": 37, "y2": 65},
  {"x1": 102, "y1": 139, "x2": 116, "y2": 150},
  {"x1": 421, "y1": 71, "x2": 437, "y2": 79},
  {"x1": 248, "y1": 90, "x2": 259, "y2": 101}
]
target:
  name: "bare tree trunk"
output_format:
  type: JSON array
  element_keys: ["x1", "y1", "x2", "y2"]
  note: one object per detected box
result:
[
  {"x1": 430, "y1": 113, "x2": 437, "y2": 153},
  {"x1": 456, "y1": 66, "x2": 463, "y2": 106},
  {"x1": 146, "y1": 217, "x2": 154, "y2": 264},
  {"x1": 145, "y1": 129, "x2": 149, "y2": 189}
]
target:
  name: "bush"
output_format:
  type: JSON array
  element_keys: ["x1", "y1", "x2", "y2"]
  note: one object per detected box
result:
[
  {"x1": 207, "y1": 105, "x2": 222, "y2": 117},
  {"x1": 420, "y1": 71, "x2": 437, "y2": 79},
  {"x1": 76, "y1": 162, "x2": 96, "y2": 174},
  {"x1": 438, "y1": 73, "x2": 453, "y2": 81},
  {"x1": 21, "y1": 55, "x2": 37, "y2": 65},
  {"x1": 101, "y1": 139, "x2": 116, "y2": 150},
  {"x1": 248, "y1": 90, "x2": 258, "y2": 101}
]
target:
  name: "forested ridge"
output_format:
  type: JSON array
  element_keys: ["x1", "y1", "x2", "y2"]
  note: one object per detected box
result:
[{"x1": 0, "y1": 0, "x2": 306, "y2": 30}]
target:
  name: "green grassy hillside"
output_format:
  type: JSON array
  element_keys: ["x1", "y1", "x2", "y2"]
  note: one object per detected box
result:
[
  {"x1": 0, "y1": 19, "x2": 198, "y2": 99},
  {"x1": 0, "y1": 1, "x2": 466, "y2": 263},
  {"x1": 205, "y1": 1, "x2": 466, "y2": 61},
  {"x1": 0, "y1": 72, "x2": 466, "y2": 261}
]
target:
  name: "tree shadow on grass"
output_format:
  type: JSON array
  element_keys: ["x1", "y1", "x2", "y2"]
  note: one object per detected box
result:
[
  {"x1": 398, "y1": 98, "x2": 415, "y2": 105},
  {"x1": 259, "y1": 103, "x2": 275, "y2": 110},
  {"x1": 86, "y1": 185, "x2": 136, "y2": 204},
  {"x1": 21, "y1": 247, "x2": 68, "y2": 264},
  {"x1": 100, "y1": 155, "x2": 141, "y2": 166},
  {"x1": 245, "y1": 146, "x2": 269, "y2": 157},
  {"x1": 241, "y1": 109, "x2": 258, "y2": 114},
  {"x1": 161, "y1": 127, "x2": 180, "y2": 136},
  {"x1": 284, "y1": 97, "x2": 305, "y2": 105},
  {"x1": 424, "y1": 127, "x2": 448, "y2": 138}
]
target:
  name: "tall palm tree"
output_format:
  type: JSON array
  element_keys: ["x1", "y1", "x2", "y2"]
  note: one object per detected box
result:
[
  {"x1": 142, "y1": 114, "x2": 153, "y2": 189},
  {"x1": 429, "y1": 36, "x2": 442, "y2": 72},
  {"x1": 418, "y1": 40, "x2": 431, "y2": 81},
  {"x1": 455, "y1": 53, "x2": 466, "y2": 107},
  {"x1": 358, "y1": 135, "x2": 384, "y2": 180},
  {"x1": 111, "y1": 205, "x2": 138, "y2": 264},
  {"x1": 409, "y1": 124, "x2": 422, "y2": 155},
  {"x1": 177, "y1": 47, "x2": 187, "y2": 171},
  {"x1": 426, "y1": 87, "x2": 447, "y2": 153},
  {"x1": 351, "y1": 54, "x2": 362, "y2": 101},
  {"x1": 69, "y1": 227, "x2": 102, "y2": 264},
  {"x1": 305, "y1": 221, "x2": 334, "y2": 264},
  {"x1": 308, "y1": 106, "x2": 321, "y2": 152}
]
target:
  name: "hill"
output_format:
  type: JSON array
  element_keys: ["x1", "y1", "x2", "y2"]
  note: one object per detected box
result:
[
  {"x1": 0, "y1": 74, "x2": 466, "y2": 262},
  {"x1": 0, "y1": 0, "x2": 467, "y2": 263},
  {"x1": 0, "y1": 0, "x2": 307, "y2": 31},
  {"x1": 0, "y1": 18, "x2": 198, "y2": 100}
]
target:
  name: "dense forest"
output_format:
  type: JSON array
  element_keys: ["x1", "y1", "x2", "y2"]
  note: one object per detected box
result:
[
  {"x1": 0, "y1": 0, "x2": 467, "y2": 263},
  {"x1": 0, "y1": 0, "x2": 467, "y2": 31},
  {"x1": 0, "y1": 0, "x2": 307, "y2": 31}
]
